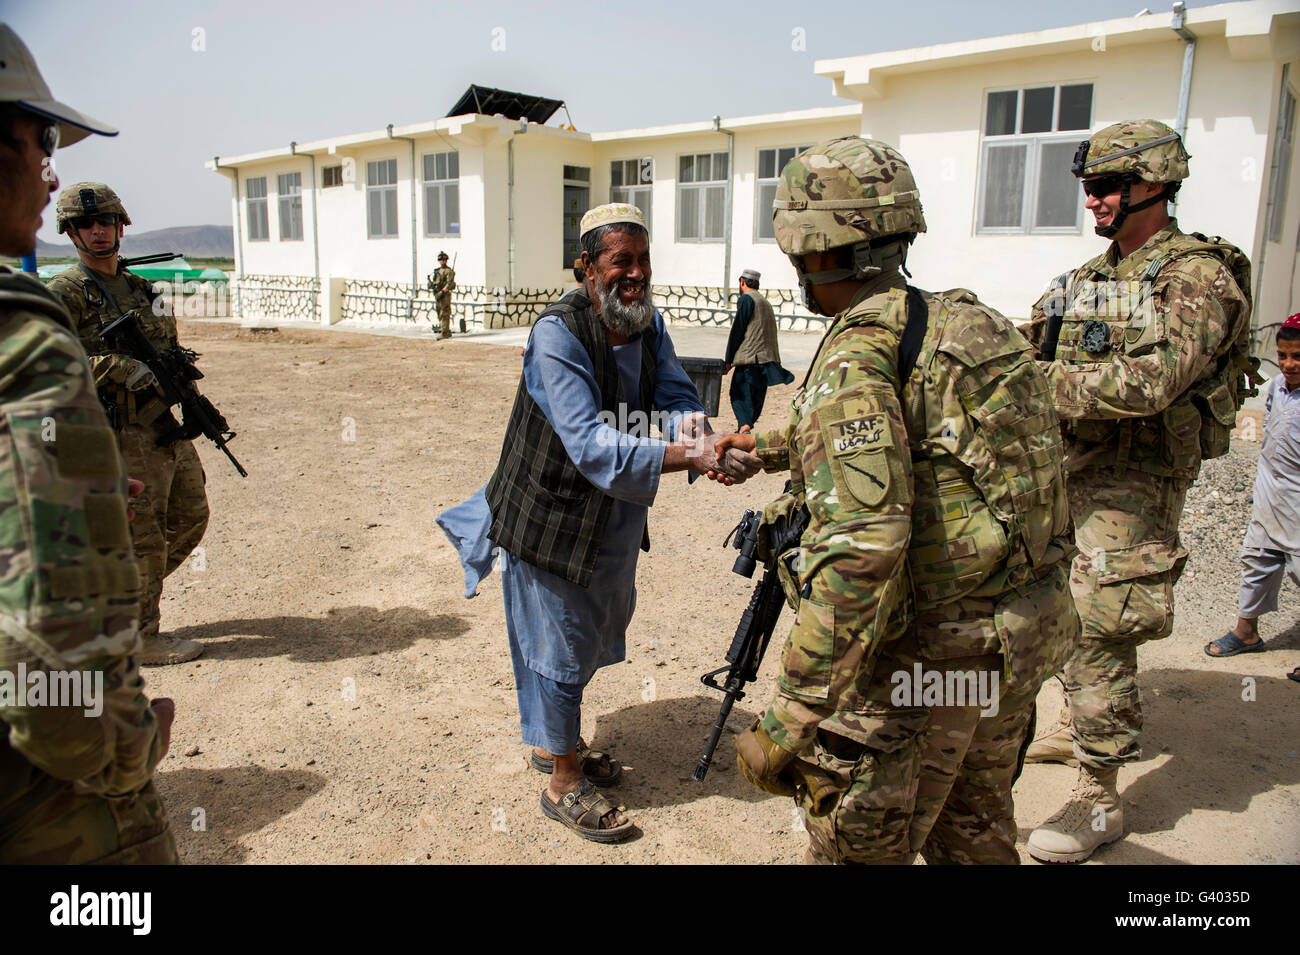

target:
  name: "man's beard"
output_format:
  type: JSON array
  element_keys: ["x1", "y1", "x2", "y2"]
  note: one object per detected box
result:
[{"x1": 593, "y1": 277, "x2": 655, "y2": 337}]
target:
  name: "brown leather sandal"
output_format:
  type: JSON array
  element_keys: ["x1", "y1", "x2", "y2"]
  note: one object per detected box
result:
[
  {"x1": 539, "y1": 779, "x2": 633, "y2": 844},
  {"x1": 530, "y1": 738, "x2": 623, "y2": 786}
]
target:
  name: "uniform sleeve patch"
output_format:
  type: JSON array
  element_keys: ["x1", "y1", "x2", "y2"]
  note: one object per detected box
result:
[
  {"x1": 56, "y1": 423, "x2": 122, "y2": 479},
  {"x1": 824, "y1": 411, "x2": 894, "y2": 507},
  {"x1": 84, "y1": 491, "x2": 131, "y2": 548},
  {"x1": 828, "y1": 413, "x2": 892, "y2": 456}
]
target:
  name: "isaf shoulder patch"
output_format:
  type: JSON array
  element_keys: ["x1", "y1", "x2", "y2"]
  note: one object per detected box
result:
[{"x1": 827, "y1": 411, "x2": 892, "y2": 507}]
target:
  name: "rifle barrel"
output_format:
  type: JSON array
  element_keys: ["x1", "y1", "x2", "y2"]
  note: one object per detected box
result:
[
  {"x1": 119, "y1": 252, "x2": 184, "y2": 269},
  {"x1": 692, "y1": 684, "x2": 740, "y2": 781}
]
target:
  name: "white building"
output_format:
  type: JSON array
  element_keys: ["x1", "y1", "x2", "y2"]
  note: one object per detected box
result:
[{"x1": 209, "y1": 0, "x2": 1300, "y2": 361}]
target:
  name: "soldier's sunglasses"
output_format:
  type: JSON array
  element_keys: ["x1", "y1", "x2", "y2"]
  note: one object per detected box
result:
[
  {"x1": 1081, "y1": 175, "x2": 1124, "y2": 199},
  {"x1": 70, "y1": 213, "x2": 119, "y2": 230}
]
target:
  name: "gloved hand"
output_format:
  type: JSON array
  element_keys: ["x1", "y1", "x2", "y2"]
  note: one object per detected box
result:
[
  {"x1": 122, "y1": 358, "x2": 157, "y2": 392},
  {"x1": 787, "y1": 761, "x2": 839, "y2": 816},
  {"x1": 735, "y1": 721, "x2": 798, "y2": 797}
]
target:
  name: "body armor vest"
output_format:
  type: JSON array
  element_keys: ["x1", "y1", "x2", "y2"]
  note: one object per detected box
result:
[
  {"x1": 1053, "y1": 232, "x2": 1255, "y2": 477},
  {"x1": 45, "y1": 266, "x2": 178, "y2": 429},
  {"x1": 836, "y1": 287, "x2": 1071, "y2": 620}
]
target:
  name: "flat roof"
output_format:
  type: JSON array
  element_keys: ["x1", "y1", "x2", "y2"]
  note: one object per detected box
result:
[
  {"x1": 591, "y1": 105, "x2": 861, "y2": 143},
  {"x1": 207, "y1": 104, "x2": 862, "y2": 172},
  {"x1": 815, "y1": 0, "x2": 1298, "y2": 100}
]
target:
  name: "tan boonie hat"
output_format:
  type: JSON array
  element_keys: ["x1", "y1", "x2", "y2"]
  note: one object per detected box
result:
[
  {"x1": 579, "y1": 202, "x2": 646, "y2": 239},
  {"x1": 0, "y1": 24, "x2": 117, "y2": 147}
]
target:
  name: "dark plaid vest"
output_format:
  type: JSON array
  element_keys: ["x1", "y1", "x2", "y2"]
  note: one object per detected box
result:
[{"x1": 485, "y1": 291, "x2": 658, "y2": 587}]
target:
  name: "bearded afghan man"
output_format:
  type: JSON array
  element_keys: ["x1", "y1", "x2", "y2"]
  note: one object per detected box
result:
[{"x1": 437, "y1": 204, "x2": 761, "y2": 843}]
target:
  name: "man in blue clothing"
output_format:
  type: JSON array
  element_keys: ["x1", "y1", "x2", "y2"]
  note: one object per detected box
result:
[
  {"x1": 438, "y1": 204, "x2": 761, "y2": 843},
  {"x1": 724, "y1": 268, "x2": 793, "y2": 430}
]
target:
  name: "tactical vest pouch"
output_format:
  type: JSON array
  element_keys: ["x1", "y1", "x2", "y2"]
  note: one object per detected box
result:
[
  {"x1": 1072, "y1": 419, "x2": 1116, "y2": 444},
  {"x1": 934, "y1": 310, "x2": 1065, "y2": 569},
  {"x1": 1160, "y1": 399, "x2": 1202, "y2": 477},
  {"x1": 909, "y1": 457, "x2": 1008, "y2": 608},
  {"x1": 1191, "y1": 376, "x2": 1239, "y2": 460},
  {"x1": 994, "y1": 562, "x2": 1078, "y2": 692}
]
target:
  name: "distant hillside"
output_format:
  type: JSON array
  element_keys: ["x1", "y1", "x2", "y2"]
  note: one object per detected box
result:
[{"x1": 36, "y1": 224, "x2": 234, "y2": 259}]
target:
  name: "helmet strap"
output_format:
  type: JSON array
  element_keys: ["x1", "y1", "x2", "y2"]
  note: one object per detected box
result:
[
  {"x1": 793, "y1": 237, "x2": 912, "y2": 315},
  {"x1": 1094, "y1": 176, "x2": 1169, "y2": 239},
  {"x1": 67, "y1": 230, "x2": 120, "y2": 261}
]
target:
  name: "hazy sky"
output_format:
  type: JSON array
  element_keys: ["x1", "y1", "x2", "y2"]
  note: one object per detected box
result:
[{"x1": 8, "y1": 0, "x2": 1173, "y2": 244}]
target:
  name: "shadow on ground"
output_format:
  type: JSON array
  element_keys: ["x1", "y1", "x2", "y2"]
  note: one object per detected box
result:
[
  {"x1": 584, "y1": 694, "x2": 773, "y2": 810},
  {"x1": 1022, "y1": 666, "x2": 1300, "y2": 864},
  {"x1": 156, "y1": 765, "x2": 326, "y2": 864},
  {"x1": 169, "y1": 606, "x2": 471, "y2": 663}
]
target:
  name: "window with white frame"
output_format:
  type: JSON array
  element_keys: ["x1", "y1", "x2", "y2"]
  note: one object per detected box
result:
[
  {"x1": 246, "y1": 176, "x2": 268, "y2": 242},
  {"x1": 1267, "y1": 81, "x2": 1297, "y2": 244},
  {"x1": 563, "y1": 166, "x2": 590, "y2": 269},
  {"x1": 611, "y1": 158, "x2": 653, "y2": 234},
  {"x1": 755, "y1": 145, "x2": 811, "y2": 241},
  {"x1": 366, "y1": 158, "x2": 399, "y2": 238},
  {"x1": 322, "y1": 164, "x2": 344, "y2": 188},
  {"x1": 977, "y1": 83, "x2": 1093, "y2": 234},
  {"x1": 422, "y1": 151, "x2": 460, "y2": 237},
  {"x1": 278, "y1": 172, "x2": 303, "y2": 241},
  {"x1": 677, "y1": 151, "x2": 728, "y2": 242}
]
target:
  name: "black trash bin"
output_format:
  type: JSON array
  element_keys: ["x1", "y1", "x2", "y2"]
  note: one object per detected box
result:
[{"x1": 677, "y1": 356, "x2": 726, "y2": 418}]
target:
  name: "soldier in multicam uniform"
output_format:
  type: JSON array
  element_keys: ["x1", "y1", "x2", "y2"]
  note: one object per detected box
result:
[
  {"x1": 430, "y1": 251, "x2": 456, "y2": 338},
  {"x1": 46, "y1": 183, "x2": 209, "y2": 666},
  {"x1": 0, "y1": 24, "x2": 178, "y2": 863},
  {"x1": 719, "y1": 137, "x2": 1078, "y2": 864},
  {"x1": 1023, "y1": 120, "x2": 1254, "y2": 863}
]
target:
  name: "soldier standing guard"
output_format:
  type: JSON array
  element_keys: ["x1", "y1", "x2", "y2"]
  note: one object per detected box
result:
[
  {"x1": 46, "y1": 183, "x2": 210, "y2": 667},
  {"x1": 1023, "y1": 120, "x2": 1255, "y2": 862},
  {"x1": 429, "y1": 251, "x2": 456, "y2": 338}
]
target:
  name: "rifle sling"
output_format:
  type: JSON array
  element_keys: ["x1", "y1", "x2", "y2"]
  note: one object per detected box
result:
[{"x1": 78, "y1": 262, "x2": 128, "y2": 328}]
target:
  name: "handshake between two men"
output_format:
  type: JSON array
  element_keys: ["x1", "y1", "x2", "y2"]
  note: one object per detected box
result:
[{"x1": 668, "y1": 412, "x2": 763, "y2": 486}]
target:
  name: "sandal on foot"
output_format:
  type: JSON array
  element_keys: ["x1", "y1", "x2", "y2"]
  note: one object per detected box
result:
[
  {"x1": 530, "y1": 739, "x2": 623, "y2": 787},
  {"x1": 1204, "y1": 632, "x2": 1266, "y2": 658},
  {"x1": 540, "y1": 779, "x2": 633, "y2": 844}
]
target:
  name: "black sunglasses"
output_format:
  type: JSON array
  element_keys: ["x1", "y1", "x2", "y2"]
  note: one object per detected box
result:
[
  {"x1": 37, "y1": 122, "x2": 59, "y2": 157},
  {"x1": 70, "y1": 213, "x2": 119, "y2": 230},
  {"x1": 1081, "y1": 175, "x2": 1125, "y2": 199}
]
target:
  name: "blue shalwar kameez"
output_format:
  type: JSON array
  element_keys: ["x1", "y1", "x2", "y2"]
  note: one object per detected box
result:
[{"x1": 437, "y1": 310, "x2": 704, "y2": 753}]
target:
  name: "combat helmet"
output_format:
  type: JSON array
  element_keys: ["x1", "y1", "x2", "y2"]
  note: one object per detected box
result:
[
  {"x1": 1071, "y1": 120, "x2": 1188, "y2": 237},
  {"x1": 772, "y1": 137, "x2": 926, "y2": 315},
  {"x1": 55, "y1": 182, "x2": 129, "y2": 258}
]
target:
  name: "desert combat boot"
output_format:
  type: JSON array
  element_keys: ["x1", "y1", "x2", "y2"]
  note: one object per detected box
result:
[
  {"x1": 1024, "y1": 705, "x2": 1079, "y2": 766},
  {"x1": 138, "y1": 633, "x2": 203, "y2": 667},
  {"x1": 1027, "y1": 765, "x2": 1123, "y2": 863}
]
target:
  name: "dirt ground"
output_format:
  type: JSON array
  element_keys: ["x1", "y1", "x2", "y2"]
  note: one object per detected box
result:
[{"x1": 147, "y1": 319, "x2": 1300, "y2": 865}]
